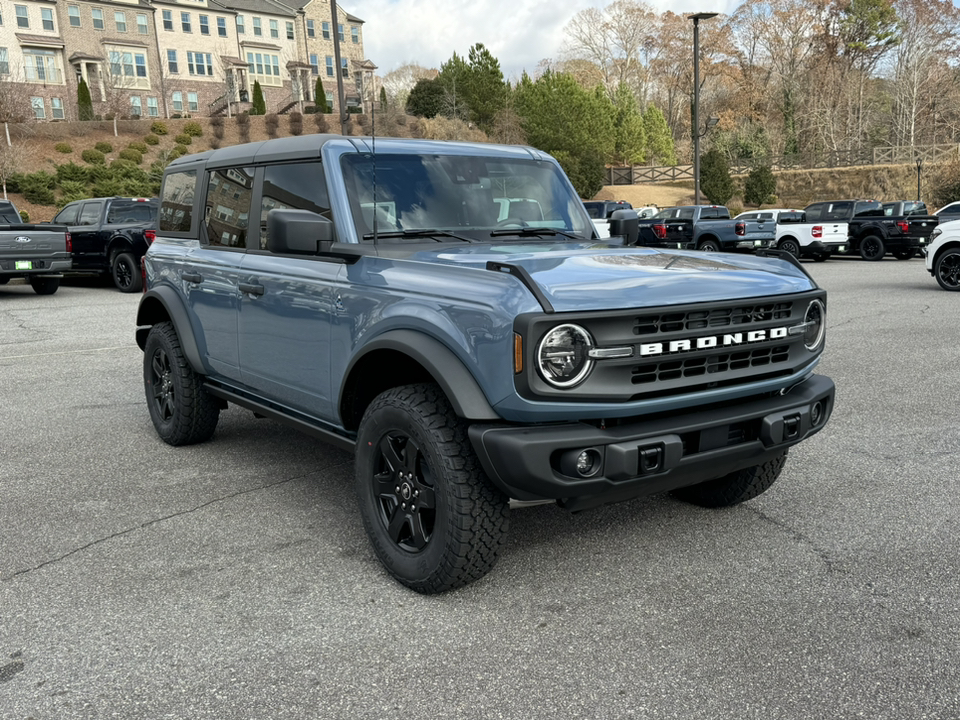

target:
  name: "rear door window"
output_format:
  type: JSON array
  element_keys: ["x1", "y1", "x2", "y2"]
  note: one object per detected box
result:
[
  {"x1": 54, "y1": 204, "x2": 81, "y2": 225},
  {"x1": 204, "y1": 167, "x2": 255, "y2": 248},
  {"x1": 78, "y1": 201, "x2": 103, "y2": 226},
  {"x1": 160, "y1": 170, "x2": 197, "y2": 233}
]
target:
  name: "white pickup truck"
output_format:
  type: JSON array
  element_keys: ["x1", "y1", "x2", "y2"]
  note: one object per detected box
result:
[{"x1": 736, "y1": 209, "x2": 848, "y2": 261}]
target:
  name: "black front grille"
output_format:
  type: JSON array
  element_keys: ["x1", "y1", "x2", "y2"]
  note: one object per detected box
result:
[
  {"x1": 634, "y1": 302, "x2": 793, "y2": 336},
  {"x1": 631, "y1": 345, "x2": 791, "y2": 384}
]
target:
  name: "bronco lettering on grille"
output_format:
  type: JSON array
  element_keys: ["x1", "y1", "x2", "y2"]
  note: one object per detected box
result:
[{"x1": 639, "y1": 327, "x2": 789, "y2": 357}]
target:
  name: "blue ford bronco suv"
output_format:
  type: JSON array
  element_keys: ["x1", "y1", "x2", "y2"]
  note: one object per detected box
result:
[{"x1": 136, "y1": 135, "x2": 835, "y2": 593}]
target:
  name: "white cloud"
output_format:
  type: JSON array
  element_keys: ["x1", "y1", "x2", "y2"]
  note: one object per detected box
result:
[{"x1": 354, "y1": 0, "x2": 740, "y2": 80}]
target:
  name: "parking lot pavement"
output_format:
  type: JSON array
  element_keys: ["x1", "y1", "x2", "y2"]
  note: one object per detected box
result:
[{"x1": 1, "y1": 259, "x2": 959, "y2": 719}]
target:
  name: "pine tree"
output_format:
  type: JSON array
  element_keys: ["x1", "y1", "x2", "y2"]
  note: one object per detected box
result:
[
  {"x1": 642, "y1": 105, "x2": 676, "y2": 166},
  {"x1": 700, "y1": 149, "x2": 736, "y2": 205},
  {"x1": 77, "y1": 78, "x2": 94, "y2": 121},
  {"x1": 251, "y1": 81, "x2": 266, "y2": 115},
  {"x1": 379, "y1": 86, "x2": 388, "y2": 111},
  {"x1": 743, "y1": 165, "x2": 777, "y2": 207},
  {"x1": 315, "y1": 78, "x2": 327, "y2": 113},
  {"x1": 612, "y1": 84, "x2": 646, "y2": 166}
]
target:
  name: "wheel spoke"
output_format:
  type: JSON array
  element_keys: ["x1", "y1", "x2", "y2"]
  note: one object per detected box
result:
[
  {"x1": 386, "y1": 507, "x2": 410, "y2": 543},
  {"x1": 152, "y1": 353, "x2": 166, "y2": 380},
  {"x1": 373, "y1": 470, "x2": 396, "y2": 498},
  {"x1": 379, "y1": 435, "x2": 404, "y2": 473},
  {"x1": 416, "y1": 484, "x2": 436, "y2": 510},
  {"x1": 407, "y1": 514, "x2": 430, "y2": 550}
]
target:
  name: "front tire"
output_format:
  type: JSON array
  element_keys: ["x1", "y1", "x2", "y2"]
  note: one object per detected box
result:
[
  {"x1": 355, "y1": 383, "x2": 509, "y2": 594},
  {"x1": 143, "y1": 321, "x2": 220, "y2": 445},
  {"x1": 698, "y1": 239, "x2": 721, "y2": 252},
  {"x1": 859, "y1": 235, "x2": 885, "y2": 261},
  {"x1": 935, "y1": 248, "x2": 960, "y2": 291},
  {"x1": 777, "y1": 238, "x2": 801, "y2": 257},
  {"x1": 670, "y1": 452, "x2": 787, "y2": 508},
  {"x1": 112, "y1": 251, "x2": 142, "y2": 293},
  {"x1": 29, "y1": 277, "x2": 60, "y2": 295}
]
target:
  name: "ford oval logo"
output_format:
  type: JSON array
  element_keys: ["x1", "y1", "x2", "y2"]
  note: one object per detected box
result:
[{"x1": 14, "y1": 236, "x2": 31, "y2": 243}]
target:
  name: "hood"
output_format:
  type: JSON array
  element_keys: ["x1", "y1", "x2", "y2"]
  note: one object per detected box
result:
[{"x1": 414, "y1": 243, "x2": 815, "y2": 312}]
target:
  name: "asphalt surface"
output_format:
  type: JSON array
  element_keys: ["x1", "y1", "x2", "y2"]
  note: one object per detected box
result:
[{"x1": 1, "y1": 259, "x2": 958, "y2": 719}]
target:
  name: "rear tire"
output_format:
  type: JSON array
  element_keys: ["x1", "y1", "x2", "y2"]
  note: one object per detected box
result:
[
  {"x1": 29, "y1": 277, "x2": 60, "y2": 295},
  {"x1": 112, "y1": 251, "x2": 142, "y2": 293},
  {"x1": 698, "y1": 239, "x2": 721, "y2": 252},
  {"x1": 859, "y1": 235, "x2": 885, "y2": 261},
  {"x1": 812, "y1": 253, "x2": 829, "y2": 262},
  {"x1": 355, "y1": 383, "x2": 509, "y2": 594},
  {"x1": 893, "y1": 249, "x2": 915, "y2": 260},
  {"x1": 143, "y1": 321, "x2": 220, "y2": 445},
  {"x1": 671, "y1": 452, "x2": 788, "y2": 508},
  {"x1": 777, "y1": 238, "x2": 801, "y2": 257}
]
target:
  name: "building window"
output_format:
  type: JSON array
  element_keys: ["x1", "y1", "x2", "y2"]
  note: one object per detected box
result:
[
  {"x1": 338, "y1": 24, "x2": 344, "y2": 41},
  {"x1": 307, "y1": 20, "x2": 314, "y2": 37},
  {"x1": 309, "y1": 54, "x2": 318, "y2": 75},
  {"x1": 135, "y1": 54, "x2": 147, "y2": 78},
  {"x1": 236, "y1": 15, "x2": 244, "y2": 34},
  {"x1": 252, "y1": 17, "x2": 261, "y2": 36},
  {"x1": 341, "y1": 57, "x2": 348, "y2": 78},
  {"x1": 68, "y1": 6, "x2": 81, "y2": 27},
  {"x1": 188, "y1": 92, "x2": 198, "y2": 112},
  {"x1": 217, "y1": 17, "x2": 226, "y2": 37},
  {"x1": 167, "y1": 49, "x2": 178, "y2": 73},
  {"x1": 325, "y1": 55, "x2": 333, "y2": 77},
  {"x1": 41, "y1": 8, "x2": 54, "y2": 31},
  {"x1": 246, "y1": 52, "x2": 282, "y2": 86},
  {"x1": 115, "y1": 11, "x2": 126, "y2": 32},
  {"x1": 52, "y1": 97, "x2": 64, "y2": 119},
  {"x1": 181, "y1": 12, "x2": 191, "y2": 33},
  {"x1": 172, "y1": 91, "x2": 183, "y2": 112},
  {"x1": 25, "y1": 49, "x2": 61, "y2": 83},
  {"x1": 137, "y1": 13, "x2": 148, "y2": 34},
  {"x1": 351, "y1": 26, "x2": 359, "y2": 43},
  {"x1": 199, "y1": 15, "x2": 209, "y2": 35},
  {"x1": 16, "y1": 5, "x2": 29, "y2": 29},
  {"x1": 321, "y1": 21, "x2": 329, "y2": 39},
  {"x1": 269, "y1": 19, "x2": 278, "y2": 38},
  {"x1": 92, "y1": 8, "x2": 103, "y2": 30},
  {"x1": 108, "y1": 51, "x2": 147, "y2": 85},
  {"x1": 187, "y1": 52, "x2": 213, "y2": 76},
  {"x1": 0, "y1": 49, "x2": 8, "y2": 75},
  {"x1": 162, "y1": 10, "x2": 172, "y2": 31},
  {"x1": 31, "y1": 97, "x2": 44, "y2": 119},
  {"x1": 130, "y1": 96, "x2": 142, "y2": 116},
  {"x1": 286, "y1": 21, "x2": 294, "y2": 40},
  {"x1": 147, "y1": 97, "x2": 158, "y2": 117}
]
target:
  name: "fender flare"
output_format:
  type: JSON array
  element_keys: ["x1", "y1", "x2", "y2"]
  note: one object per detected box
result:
[
  {"x1": 135, "y1": 286, "x2": 206, "y2": 375},
  {"x1": 341, "y1": 329, "x2": 499, "y2": 421}
]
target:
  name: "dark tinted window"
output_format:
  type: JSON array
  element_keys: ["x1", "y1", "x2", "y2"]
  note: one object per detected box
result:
[
  {"x1": 825, "y1": 203, "x2": 852, "y2": 220},
  {"x1": 54, "y1": 203, "x2": 80, "y2": 225},
  {"x1": 159, "y1": 170, "x2": 197, "y2": 232},
  {"x1": 204, "y1": 167, "x2": 254, "y2": 248},
  {"x1": 853, "y1": 201, "x2": 882, "y2": 217},
  {"x1": 805, "y1": 204, "x2": 823, "y2": 221},
  {"x1": 107, "y1": 202, "x2": 156, "y2": 224},
  {"x1": 583, "y1": 202, "x2": 603, "y2": 219},
  {"x1": 939, "y1": 203, "x2": 960, "y2": 215},
  {"x1": 79, "y1": 201, "x2": 103, "y2": 226},
  {"x1": 677, "y1": 207, "x2": 695, "y2": 220},
  {"x1": 260, "y1": 162, "x2": 331, "y2": 250}
]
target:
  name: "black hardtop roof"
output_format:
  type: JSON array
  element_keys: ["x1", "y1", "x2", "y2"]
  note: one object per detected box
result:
[{"x1": 166, "y1": 135, "x2": 549, "y2": 171}]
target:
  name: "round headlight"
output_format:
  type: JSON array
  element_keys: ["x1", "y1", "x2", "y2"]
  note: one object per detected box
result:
[
  {"x1": 803, "y1": 299, "x2": 825, "y2": 351},
  {"x1": 537, "y1": 324, "x2": 594, "y2": 387}
]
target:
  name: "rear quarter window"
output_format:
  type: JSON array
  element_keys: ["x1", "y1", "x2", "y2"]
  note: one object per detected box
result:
[{"x1": 159, "y1": 171, "x2": 197, "y2": 233}]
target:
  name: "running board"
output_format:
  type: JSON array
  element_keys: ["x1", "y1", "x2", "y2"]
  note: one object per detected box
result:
[{"x1": 202, "y1": 383, "x2": 356, "y2": 452}]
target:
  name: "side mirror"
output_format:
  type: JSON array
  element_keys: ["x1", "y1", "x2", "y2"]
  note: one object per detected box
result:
[
  {"x1": 266, "y1": 208, "x2": 335, "y2": 255},
  {"x1": 609, "y1": 209, "x2": 640, "y2": 246}
]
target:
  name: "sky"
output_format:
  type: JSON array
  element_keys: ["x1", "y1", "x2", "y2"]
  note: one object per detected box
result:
[{"x1": 354, "y1": 0, "x2": 742, "y2": 80}]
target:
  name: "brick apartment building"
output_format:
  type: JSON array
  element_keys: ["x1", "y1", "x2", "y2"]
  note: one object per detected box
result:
[{"x1": 0, "y1": 0, "x2": 372, "y2": 122}]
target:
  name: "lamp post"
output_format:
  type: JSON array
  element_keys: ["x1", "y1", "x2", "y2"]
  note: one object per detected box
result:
[{"x1": 690, "y1": 12, "x2": 717, "y2": 206}]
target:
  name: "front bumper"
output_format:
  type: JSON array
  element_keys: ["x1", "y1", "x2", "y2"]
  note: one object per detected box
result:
[{"x1": 469, "y1": 374, "x2": 834, "y2": 511}]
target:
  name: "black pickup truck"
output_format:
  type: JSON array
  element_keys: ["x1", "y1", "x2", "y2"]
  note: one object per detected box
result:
[
  {"x1": 52, "y1": 197, "x2": 158, "y2": 292},
  {"x1": 804, "y1": 199, "x2": 937, "y2": 260},
  {"x1": 636, "y1": 205, "x2": 775, "y2": 252}
]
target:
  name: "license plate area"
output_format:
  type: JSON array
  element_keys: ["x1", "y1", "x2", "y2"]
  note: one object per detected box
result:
[{"x1": 15, "y1": 260, "x2": 32, "y2": 270}]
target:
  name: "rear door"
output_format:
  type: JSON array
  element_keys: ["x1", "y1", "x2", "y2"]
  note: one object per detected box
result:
[{"x1": 63, "y1": 200, "x2": 104, "y2": 270}]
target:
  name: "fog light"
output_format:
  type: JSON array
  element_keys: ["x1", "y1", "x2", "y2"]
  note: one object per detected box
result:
[
  {"x1": 559, "y1": 447, "x2": 603, "y2": 478},
  {"x1": 811, "y1": 400, "x2": 825, "y2": 427}
]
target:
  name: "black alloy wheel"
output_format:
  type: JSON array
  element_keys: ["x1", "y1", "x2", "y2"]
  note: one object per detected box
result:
[
  {"x1": 112, "y1": 252, "x2": 142, "y2": 293},
  {"x1": 698, "y1": 239, "x2": 720, "y2": 252},
  {"x1": 859, "y1": 235, "x2": 885, "y2": 261},
  {"x1": 935, "y1": 249, "x2": 960, "y2": 291},
  {"x1": 371, "y1": 432, "x2": 438, "y2": 552},
  {"x1": 778, "y1": 238, "x2": 801, "y2": 257}
]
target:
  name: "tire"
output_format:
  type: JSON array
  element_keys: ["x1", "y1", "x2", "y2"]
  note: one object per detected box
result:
[
  {"x1": 112, "y1": 251, "x2": 142, "y2": 293},
  {"x1": 670, "y1": 452, "x2": 788, "y2": 508},
  {"x1": 934, "y1": 248, "x2": 960, "y2": 291},
  {"x1": 698, "y1": 239, "x2": 721, "y2": 252},
  {"x1": 777, "y1": 238, "x2": 801, "y2": 257},
  {"x1": 859, "y1": 235, "x2": 885, "y2": 261},
  {"x1": 143, "y1": 321, "x2": 220, "y2": 446},
  {"x1": 355, "y1": 383, "x2": 509, "y2": 594},
  {"x1": 29, "y1": 277, "x2": 60, "y2": 295},
  {"x1": 812, "y1": 253, "x2": 829, "y2": 262},
  {"x1": 0, "y1": 277, "x2": 10, "y2": 285},
  {"x1": 893, "y1": 248, "x2": 916, "y2": 260}
]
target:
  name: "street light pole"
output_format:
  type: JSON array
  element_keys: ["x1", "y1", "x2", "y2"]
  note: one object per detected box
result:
[{"x1": 690, "y1": 12, "x2": 717, "y2": 206}]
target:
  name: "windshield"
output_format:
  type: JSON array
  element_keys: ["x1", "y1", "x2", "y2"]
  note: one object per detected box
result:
[{"x1": 340, "y1": 153, "x2": 591, "y2": 240}]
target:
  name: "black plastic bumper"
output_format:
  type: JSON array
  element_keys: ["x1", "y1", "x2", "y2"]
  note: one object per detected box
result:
[{"x1": 469, "y1": 374, "x2": 835, "y2": 511}]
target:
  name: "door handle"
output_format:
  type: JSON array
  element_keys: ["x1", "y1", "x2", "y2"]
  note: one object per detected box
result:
[
  {"x1": 239, "y1": 282, "x2": 264, "y2": 296},
  {"x1": 181, "y1": 272, "x2": 202, "y2": 283}
]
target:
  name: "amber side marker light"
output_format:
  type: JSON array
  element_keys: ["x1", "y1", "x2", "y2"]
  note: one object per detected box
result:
[{"x1": 514, "y1": 333, "x2": 523, "y2": 374}]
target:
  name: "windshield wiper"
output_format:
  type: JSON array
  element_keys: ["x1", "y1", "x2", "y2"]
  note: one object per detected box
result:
[
  {"x1": 362, "y1": 229, "x2": 475, "y2": 243},
  {"x1": 488, "y1": 226, "x2": 585, "y2": 240}
]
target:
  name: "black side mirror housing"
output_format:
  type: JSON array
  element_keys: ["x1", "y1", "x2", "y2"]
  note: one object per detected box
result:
[
  {"x1": 609, "y1": 209, "x2": 640, "y2": 246},
  {"x1": 267, "y1": 208, "x2": 335, "y2": 254}
]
